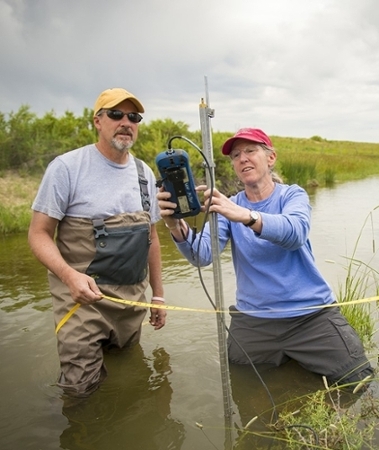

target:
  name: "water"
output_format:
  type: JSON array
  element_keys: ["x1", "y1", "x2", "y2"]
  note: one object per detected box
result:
[{"x1": 0, "y1": 177, "x2": 378, "y2": 450}]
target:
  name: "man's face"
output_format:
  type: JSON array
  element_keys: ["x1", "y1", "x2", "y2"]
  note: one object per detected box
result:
[{"x1": 94, "y1": 99, "x2": 141, "y2": 151}]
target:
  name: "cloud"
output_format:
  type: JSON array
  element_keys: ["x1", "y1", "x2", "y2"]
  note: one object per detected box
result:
[{"x1": 0, "y1": 0, "x2": 378, "y2": 142}]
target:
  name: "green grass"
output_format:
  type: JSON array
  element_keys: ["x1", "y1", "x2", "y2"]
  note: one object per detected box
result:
[
  {"x1": 0, "y1": 172, "x2": 40, "y2": 234},
  {"x1": 0, "y1": 204, "x2": 32, "y2": 234},
  {"x1": 270, "y1": 388, "x2": 379, "y2": 449},
  {"x1": 278, "y1": 159, "x2": 318, "y2": 186},
  {"x1": 1, "y1": 133, "x2": 379, "y2": 231},
  {"x1": 270, "y1": 135, "x2": 379, "y2": 188}
]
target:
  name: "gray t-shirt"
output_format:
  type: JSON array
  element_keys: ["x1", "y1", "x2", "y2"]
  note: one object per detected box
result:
[{"x1": 32, "y1": 144, "x2": 160, "y2": 223}]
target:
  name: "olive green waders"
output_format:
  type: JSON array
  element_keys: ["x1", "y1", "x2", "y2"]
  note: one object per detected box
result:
[{"x1": 49, "y1": 212, "x2": 151, "y2": 397}]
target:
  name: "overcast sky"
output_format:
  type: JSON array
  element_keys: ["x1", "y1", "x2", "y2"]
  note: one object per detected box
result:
[{"x1": 1, "y1": 0, "x2": 378, "y2": 143}]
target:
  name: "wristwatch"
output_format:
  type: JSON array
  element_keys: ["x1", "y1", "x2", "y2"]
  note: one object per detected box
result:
[{"x1": 244, "y1": 210, "x2": 259, "y2": 227}]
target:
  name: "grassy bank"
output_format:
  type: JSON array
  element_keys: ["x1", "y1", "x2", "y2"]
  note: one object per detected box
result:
[
  {"x1": 1, "y1": 134, "x2": 379, "y2": 235},
  {"x1": 0, "y1": 172, "x2": 42, "y2": 234},
  {"x1": 271, "y1": 135, "x2": 379, "y2": 186}
]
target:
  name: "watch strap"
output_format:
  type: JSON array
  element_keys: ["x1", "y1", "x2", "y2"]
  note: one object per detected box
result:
[{"x1": 244, "y1": 210, "x2": 258, "y2": 227}]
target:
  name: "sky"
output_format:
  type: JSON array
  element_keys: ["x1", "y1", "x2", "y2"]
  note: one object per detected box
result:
[{"x1": 1, "y1": 0, "x2": 378, "y2": 143}]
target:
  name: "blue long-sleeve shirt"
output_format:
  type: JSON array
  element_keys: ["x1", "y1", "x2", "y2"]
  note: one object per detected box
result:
[{"x1": 175, "y1": 183, "x2": 335, "y2": 318}]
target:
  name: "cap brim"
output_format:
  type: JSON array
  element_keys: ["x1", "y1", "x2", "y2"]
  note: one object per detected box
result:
[
  {"x1": 221, "y1": 133, "x2": 267, "y2": 155},
  {"x1": 221, "y1": 138, "x2": 238, "y2": 155}
]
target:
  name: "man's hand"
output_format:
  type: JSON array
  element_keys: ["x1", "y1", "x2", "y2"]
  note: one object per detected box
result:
[
  {"x1": 63, "y1": 269, "x2": 103, "y2": 305},
  {"x1": 149, "y1": 300, "x2": 167, "y2": 330}
]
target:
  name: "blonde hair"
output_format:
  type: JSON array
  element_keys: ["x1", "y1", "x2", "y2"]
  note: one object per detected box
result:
[{"x1": 260, "y1": 144, "x2": 283, "y2": 184}]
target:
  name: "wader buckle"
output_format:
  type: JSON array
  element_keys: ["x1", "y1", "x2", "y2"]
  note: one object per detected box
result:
[{"x1": 92, "y1": 219, "x2": 109, "y2": 239}]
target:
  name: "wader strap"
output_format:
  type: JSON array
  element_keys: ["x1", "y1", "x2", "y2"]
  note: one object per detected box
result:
[
  {"x1": 135, "y1": 157, "x2": 151, "y2": 212},
  {"x1": 92, "y1": 219, "x2": 109, "y2": 238}
]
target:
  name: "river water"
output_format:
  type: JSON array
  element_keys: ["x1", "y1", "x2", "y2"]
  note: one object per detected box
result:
[{"x1": 0, "y1": 177, "x2": 378, "y2": 450}]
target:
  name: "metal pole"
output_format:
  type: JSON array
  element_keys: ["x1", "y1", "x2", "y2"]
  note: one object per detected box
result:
[{"x1": 199, "y1": 77, "x2": 234, "y2": 447}]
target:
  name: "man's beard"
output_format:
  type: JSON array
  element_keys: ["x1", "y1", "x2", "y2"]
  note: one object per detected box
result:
[{"x1": 111, "y1": 137, "x2": 134, "y2": 152}]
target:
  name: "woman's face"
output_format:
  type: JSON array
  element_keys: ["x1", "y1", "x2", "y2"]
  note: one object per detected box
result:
[{"x1": 230, "y1": 139, "x2": 276, "y2": 186}]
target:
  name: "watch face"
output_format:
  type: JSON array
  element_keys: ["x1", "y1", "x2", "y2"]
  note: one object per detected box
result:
[
  {"x1": 251, "y1": 211, "x2": 259, "y2": 221},
  {"x1": 244, "y1": 210, "x2": 259, "y2": 226}
]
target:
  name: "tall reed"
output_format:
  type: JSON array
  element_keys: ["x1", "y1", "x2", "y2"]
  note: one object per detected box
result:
[
  {"x1": 337, "y1": 206, "x2": 379, "y2": 349},
  {"x1": 279, "y1": 159, "x2": 317, "y2": 187}
]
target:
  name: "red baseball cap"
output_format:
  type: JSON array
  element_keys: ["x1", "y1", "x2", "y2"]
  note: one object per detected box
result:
[{"x1": 221, "y1": 128, "x2": 273, "y2": 155}]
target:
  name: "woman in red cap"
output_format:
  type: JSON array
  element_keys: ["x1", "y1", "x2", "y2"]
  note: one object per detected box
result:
[{"x1": 157, "y1": 127, "x2": 373, "y2": 392}]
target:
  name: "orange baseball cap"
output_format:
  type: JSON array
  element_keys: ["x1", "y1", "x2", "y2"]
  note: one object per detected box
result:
[{"x1": 93, "y1": 88, "x2": 144, "y2": 115}]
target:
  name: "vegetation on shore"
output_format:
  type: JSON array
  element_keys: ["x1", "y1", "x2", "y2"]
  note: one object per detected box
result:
[{"x1": 1, "y1": 105, "x2": 379, "y2": 235}]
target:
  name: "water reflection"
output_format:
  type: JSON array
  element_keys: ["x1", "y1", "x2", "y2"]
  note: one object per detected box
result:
[
  {"x1": 308, "y1": 177, "x2": 379, "y2": 290},
  {"x1": 60, "y1": 345, "x2": 185, "y2": 450},
  {"x1": 0, "y1": 234, "x2": 50, "y2": 312},
  {"x1": 230, "y1": 361, "x2": 324, "y2": 449}
]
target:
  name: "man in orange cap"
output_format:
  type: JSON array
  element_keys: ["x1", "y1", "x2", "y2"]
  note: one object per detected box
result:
[{"x1": 29, "y1": 88, "x2": 166, "y2": 397}]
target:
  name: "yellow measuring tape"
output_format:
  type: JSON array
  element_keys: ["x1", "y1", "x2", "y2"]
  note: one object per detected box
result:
[{"x1": 55, "y1": 293, "x2": 379, "y2": 334}]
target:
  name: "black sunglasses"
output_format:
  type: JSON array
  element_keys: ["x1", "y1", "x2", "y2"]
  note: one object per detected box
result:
[{"x1": 104, "y1": 109, "x2": 143, "y2": 123}]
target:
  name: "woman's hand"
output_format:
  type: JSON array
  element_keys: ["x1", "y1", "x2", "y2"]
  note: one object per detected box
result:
[{"x1": 197, "y1": 185, "x2": 250, "y2": 223}]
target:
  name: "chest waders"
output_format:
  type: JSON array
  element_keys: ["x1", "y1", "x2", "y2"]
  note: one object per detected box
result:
[{"x1": 49, "y1": 158, "x2": 154, "y2": 397}]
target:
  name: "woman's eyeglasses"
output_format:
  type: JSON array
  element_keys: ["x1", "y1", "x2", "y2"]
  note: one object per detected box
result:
[
  {"x1": 229, "y1": 147, "x2": 260, "y2": 161},
  {"x1": 104, "y1": 110, "x2": 143, "y2": 123}
]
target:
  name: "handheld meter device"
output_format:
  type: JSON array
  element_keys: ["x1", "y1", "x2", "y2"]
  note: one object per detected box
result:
[{"x1": 155, "y1": 149, "x2": 201, "y2": 218}]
